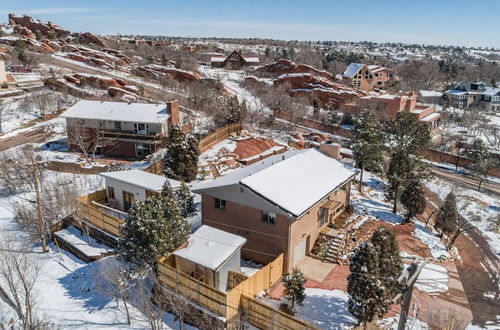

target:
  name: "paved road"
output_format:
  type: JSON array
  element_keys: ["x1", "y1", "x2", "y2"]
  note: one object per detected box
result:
[{"x1": 430, "y1": 164, "x2": 500, "y2": 196}]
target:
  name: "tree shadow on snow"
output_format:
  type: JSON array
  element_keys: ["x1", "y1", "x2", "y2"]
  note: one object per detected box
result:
[
  {"x1": 58, "y1": 257, "x2": 117, "y2": 312},
  {"x1": 357, "y1": 198, "x2": 404, "y2": 225},
  {"x1": 299, "y1": 293, "x2": 356, "y2": 329}
]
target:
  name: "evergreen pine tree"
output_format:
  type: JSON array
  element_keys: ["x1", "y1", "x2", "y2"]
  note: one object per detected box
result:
[
  {"x1": 400, "y1": 179, "x2": 427, "y2": 223},
  {"x1": 161, "y1": 53, "x2": 168, "y2": 66},
  {"x1": 348, "y1": 228, "x2": 402, "y2": 327},
  {"x1": 117, "y1": 194, "x2": 191, "y2": 272},
  {"x1": 163, "y1": 126, "x2": 199, "y2": 182},
  {"x1": 351, "y1": 110, "x2": 385, "y2": 192},
  {"x1": 282, "y1": 268, "x2": 306, "y2": 309},
  {"x1": 385, "y1": 111, "x2": 431, "y2": 214},
  {"x1": 175, "y1": 181, "x2": 197, "y2": 217},
  {"x1": 435, "y1": 192, "x2": 459, "y2": 234}
]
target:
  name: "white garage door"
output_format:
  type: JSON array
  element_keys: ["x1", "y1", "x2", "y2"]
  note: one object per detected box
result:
[{"x1": 293, "y1": 238, "x2": 307, "y2": 265}]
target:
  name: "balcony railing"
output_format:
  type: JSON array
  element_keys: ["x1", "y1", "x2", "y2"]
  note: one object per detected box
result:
[{"x1": 100, "y1": 130, "x2": 164, "y2": 142}]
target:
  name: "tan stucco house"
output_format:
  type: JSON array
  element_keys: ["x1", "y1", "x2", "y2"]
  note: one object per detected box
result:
[{"x1": 193, "y1": 148, "x2": 355, "y2": 271}]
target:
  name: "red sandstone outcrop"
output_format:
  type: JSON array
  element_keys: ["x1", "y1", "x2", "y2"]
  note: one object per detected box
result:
[
  {"x1": 254, "y1": 59, "x2": 335, "y2": 80},
  {"x1": 75, "y1": 32, "x2": 106, "y2": 47},
  {"x1": 274, "y1": 73, "x2": 365, "y2": 108},
  {"x1": 9, "y1": 14, "x2": 70, "y2": 39},
  {"x1": 133, "y1": 64, "x2": 202, "y2": 82}
]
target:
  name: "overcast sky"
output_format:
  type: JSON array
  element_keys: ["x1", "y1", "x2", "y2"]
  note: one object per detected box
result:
[{"x1": 2, "y1": 0, "x2": 499, "y2": 48}]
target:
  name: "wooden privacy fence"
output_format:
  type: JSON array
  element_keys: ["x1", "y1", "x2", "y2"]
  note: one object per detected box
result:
[
  {"x1": 225, "y1": 254, "x2": 283, "y2": 319},
  {"x1": 144, "y1": 122, "x2": 243, "y2": 174},
  {"x1": 75, "y1": 189, "x2": 124, "y2": 237},
  {"x1": 157, "y1": 254, "x2": 296, "y2": 325},
  {"x1": 241, "y1": 294, "x2": 319, "y2": 330},
  {"x1": 157, "y1": 255, "x2": 228, "y2": 316},
  {"x1": 199, "y1": 122, "x2": 243, "y2": 153}
]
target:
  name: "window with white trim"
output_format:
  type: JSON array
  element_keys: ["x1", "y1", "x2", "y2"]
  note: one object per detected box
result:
[{"x1": 261, "y1": 211, "x2": 276, "y2": 225}]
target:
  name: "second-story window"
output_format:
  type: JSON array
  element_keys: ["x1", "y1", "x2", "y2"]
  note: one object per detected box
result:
[
  {"x1": 262, "y1": 211, "x2": 276, "y2": 225},
  {"x1": 214, "y1": 198, "x2": 226, "y2": 210},
  {"x1": 108, "y1": 186, "x2": 115, "y2": 200},
  {"x1": 318, "y1": 207, "x2": 328, "y2": 227}
]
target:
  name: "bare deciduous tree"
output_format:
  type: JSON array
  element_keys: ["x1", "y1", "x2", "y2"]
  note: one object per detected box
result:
[
  {"x1": 99, "y1": 258, "x2": 133, "y2": 325},
  {"x1": 0, "y1": 236, "x2": 50, "y2": 329}
]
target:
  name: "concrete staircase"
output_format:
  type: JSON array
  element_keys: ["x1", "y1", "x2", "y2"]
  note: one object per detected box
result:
[{"x1": 323, "y1": 233, "x2": 345, "y2": 263}]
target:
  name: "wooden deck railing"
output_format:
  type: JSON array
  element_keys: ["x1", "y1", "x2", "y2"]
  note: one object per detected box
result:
[
  {"x1": 199, "y1": 122, "x2": 242, "y2": 153},
  {"x1": 75, "y1": 189, "x2": 125, "y2": 237}
]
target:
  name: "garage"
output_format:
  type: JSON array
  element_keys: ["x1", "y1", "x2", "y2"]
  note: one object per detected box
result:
[{"x1": 293, "y1": 238, "x2": 307, "y2": 266}]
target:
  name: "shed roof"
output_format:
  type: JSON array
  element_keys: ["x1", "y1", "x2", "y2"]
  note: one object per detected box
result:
[
  {"x1": 62, "y1": 100, "x2": 169, "y2": 124},
  {"x1": 173, "y1": 225, "x2": 246, "y2": 270},
  {"x1": 99, "y1": 170, "x2": 181, "y2": 192}
]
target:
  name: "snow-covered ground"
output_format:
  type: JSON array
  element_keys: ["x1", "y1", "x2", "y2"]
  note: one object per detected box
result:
[
  {"x1": 414, "y1": 262, "x2": 449, "y2": 294},
  {"x1": 426, "y1": 178, "x2": 500, "y2": 256},
  {"x1": 0, "y1": 90, "x2": 77, "y2": 136},
  {"x1": 260, "y1": 288, "x2": 356, "y2": 329},
  {"x1": 0, "y1": 170, "x2": 193, "y2": 329}
]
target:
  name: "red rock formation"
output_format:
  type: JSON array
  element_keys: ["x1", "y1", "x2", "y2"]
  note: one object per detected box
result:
[
  {"x1": 74, "y1": 73, "x2": 124, "y2": 89},
  {"x1": 13, "y1": 25, "x2": 35, "y2": 39},
  {"x1": 133, "y1": 64, "x2": 201, "y2": 83},
  {"x1": 76, "y1": 32, "x2": 106, "y2": 47},
  {"x1": 274, "y1": 73, "x2": 365, "y2": 108},
  {"x1": 254, "y1": 59, "x2": 335, "y2": 80},
  {"x1": 9, "y1": 14, "x2": 70, "y2": 39}
]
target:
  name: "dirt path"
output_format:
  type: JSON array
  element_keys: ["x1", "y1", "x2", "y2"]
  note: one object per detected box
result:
[{"x1": 425, "y1": 187, "x2": 500, "y2": 327}]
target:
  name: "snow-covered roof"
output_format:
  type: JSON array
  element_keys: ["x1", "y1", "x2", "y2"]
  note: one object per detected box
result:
[
  {"x1": 99, "y1": 170, "x2": 181, "y2": 192},
  {"x1": 173, "y1": 225, "x2": 246, "y2": 270},
  {"x1": 194, "y1": 149, "x2": 354, "y2": 218},
  {"x1": 243, "y1": 57, "x2": 260, "y2": 63},
  {"x1": 419, "y1": 90, "x2": 443, "y2": 97},
  {"x1": 420, "y1": 112, "x2": 441, "y2": 122},
  {"x1": 343, "y1": 63, "x2": 364, "y2": 78},
  {"x1": 62, "y1": 100, "x2": 169, "y2": 124},
  {"x1": 482, "y1": 87, "x2": 500, "y2": 97},
  {"x1": 367, "y1": 65, "x2": 388, "y2": 73},
  {"x1": 210, "y1": 56, "x2": 226, "y2": 62}
]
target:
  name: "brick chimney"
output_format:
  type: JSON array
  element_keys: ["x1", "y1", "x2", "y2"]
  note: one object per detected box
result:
[
  {"x1": 167, "y1": 100, "x2": 180, "y2": 126},
  {"x1": 319, "y1": 143, "x2": 341, "y2": 160}
]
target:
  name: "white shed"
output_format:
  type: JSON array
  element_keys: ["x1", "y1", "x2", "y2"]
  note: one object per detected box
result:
[
  {"x1": 99, "y1": 170, "x2": 181, "y2": 211},
  {"x1": 173, "y1": 225, "x2": 247, "y2": 292}
]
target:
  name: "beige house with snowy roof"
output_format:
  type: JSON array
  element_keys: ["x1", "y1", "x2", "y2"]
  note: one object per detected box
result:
[
  {"x1": 193, "y1": 148, "x2": 355, "y2": 271},
  {"x1": 342, "y1": 63, "x2": 396, "y2": 91}
]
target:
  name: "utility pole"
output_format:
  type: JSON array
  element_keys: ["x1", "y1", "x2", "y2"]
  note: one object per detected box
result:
[
  {"x1": 396, "y1": 259, "x2": 429, "y2": 330},
  {"x1": 23, "y1": 145, "x2": 49, "y2": 253},
  {"x1": 32, "y1": 157, "x2": 48, "y2": 253}
]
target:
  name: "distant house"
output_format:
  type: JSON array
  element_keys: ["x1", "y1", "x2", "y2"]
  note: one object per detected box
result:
[
  {"x1": 99, "y1": 169, "x2": 181, "y2": 212},
  {"x1": 340, "y1": 91, "x2": 441, "y2": 129},
  {"x1": 193, "y1": 148, "x2": 355, "y2": 271},
  {"x1": 62, "y1": 100, "x2": 190, "y2": 158},
  {"x1": 173, "y1": 225, "x2": 246, "y2": 292},
  {"x1": 446, "y1": 81, "x2": 500, "y2": 112},
  {"x1": 418, "y1": 90, "x2": 443, "y2": 104},
  {"x1": 211, "y1": 50, "x2": 259, "y2": 69},
  {"x1": 342, "y1": 63, "x2": 396, "y2": 91}
]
